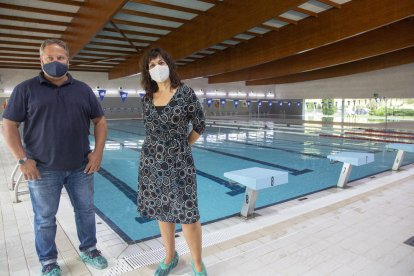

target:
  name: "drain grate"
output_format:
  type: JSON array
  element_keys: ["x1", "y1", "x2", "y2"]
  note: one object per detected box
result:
[
  {"x1": 404, "y1": 236, "x2": 414, "y2": 247},
  {"x1": 104, "y1": 229, "x2": 235, "y2": 275},
  {"x1": 104, "y1": 259, "x2": 133, "y2": 276}
]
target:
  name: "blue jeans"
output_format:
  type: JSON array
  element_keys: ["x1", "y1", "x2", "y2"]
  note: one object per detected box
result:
[{"x1": 28, "y1": 165, "x2": 97, "y2": 266}]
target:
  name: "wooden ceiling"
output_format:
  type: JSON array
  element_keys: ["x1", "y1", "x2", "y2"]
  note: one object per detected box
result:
[{"x1": 0, "y1": 0, "x2": 413, "y2": 85}]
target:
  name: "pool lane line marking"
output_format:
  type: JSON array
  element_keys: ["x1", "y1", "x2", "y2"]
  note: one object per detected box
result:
[{"x1": 192, "y1": 145, "x2": 312, "y2": 176}]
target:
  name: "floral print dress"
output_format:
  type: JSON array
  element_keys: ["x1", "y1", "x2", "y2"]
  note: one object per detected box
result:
[{"x1": 137, "y1": 84, "x2": 206, "y2": 223}]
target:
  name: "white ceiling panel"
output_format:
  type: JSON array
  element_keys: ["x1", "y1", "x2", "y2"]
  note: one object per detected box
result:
[
  {"x1": 114, "y1": 13, "x2": 183, "y2": 28},
  {"x1": 152, "y1": 0, "x2": 214, "y2": 11},
  {"x1": 124, "y1": 2, "x2": 197, "y2": 20},
  {"x1": 280, "y1": 10, "x2": 309, "y2": 21},
  {"x1": 0, "y1": 0, "x2": 82, "y2": 13},
  {"x1": 300, "y1": 0, "x2": 332, "y2": 12}
]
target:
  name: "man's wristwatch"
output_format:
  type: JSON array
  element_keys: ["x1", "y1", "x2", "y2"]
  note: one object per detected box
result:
[{"x1": 18, "y1": 157, "x2": 28, "y2": 165}]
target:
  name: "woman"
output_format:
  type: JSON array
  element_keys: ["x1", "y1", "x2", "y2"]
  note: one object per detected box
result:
[{"x1": 138, "y1": 48, "x2": 207, "y2": 276}]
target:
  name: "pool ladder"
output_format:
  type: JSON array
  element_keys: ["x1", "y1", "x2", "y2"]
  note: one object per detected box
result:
[{"x1": 9, "y1": 164, "x2": 29, "y2": 203}]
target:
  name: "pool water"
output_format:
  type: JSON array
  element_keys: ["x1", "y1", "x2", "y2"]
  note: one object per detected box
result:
[{"x1": 92, "y1": 120, "x2": 414, "y2": 243}]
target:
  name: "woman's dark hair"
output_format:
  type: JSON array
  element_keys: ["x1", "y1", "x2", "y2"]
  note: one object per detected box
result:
[{"x1": 140, "y1": 48, "x2": 182, "y2": 97}]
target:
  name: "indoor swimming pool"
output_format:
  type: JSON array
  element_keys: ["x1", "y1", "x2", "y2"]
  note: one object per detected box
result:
[{"x1": 93, "y1": 120, "x2": 414, "y2": 243}]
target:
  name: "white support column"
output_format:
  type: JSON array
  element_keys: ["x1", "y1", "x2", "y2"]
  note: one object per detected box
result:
[
  {"x1": 392, "y1": 149, "x2": 405, "y2": 171},
  {"x1": 240, "y1": 188, "x2": 258, "y2": 218},
  {"x1": 337, "y1": 163, "x2": 352, "y2": 188}
]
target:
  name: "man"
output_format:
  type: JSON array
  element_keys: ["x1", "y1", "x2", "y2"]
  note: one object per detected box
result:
[{"x1": 2, "y1": 39, "x2": 108, "y2": 276}]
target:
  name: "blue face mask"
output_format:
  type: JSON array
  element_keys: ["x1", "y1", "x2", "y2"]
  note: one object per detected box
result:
[{"x1": 42, "y1": 61, "x2": 68, "y2": 78}]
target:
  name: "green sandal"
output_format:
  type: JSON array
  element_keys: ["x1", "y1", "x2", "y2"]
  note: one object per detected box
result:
[
  {"x1": 191, "y1": 261, "x2": 207, "y2": 276},
  {"x1": 154, "y1": 251, "x2": 179, "y2": 276}
]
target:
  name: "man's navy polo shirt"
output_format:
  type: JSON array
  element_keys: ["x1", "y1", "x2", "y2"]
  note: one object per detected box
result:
[{"x1": 3, "y1": 73, "x2": 104, "y2": 170}]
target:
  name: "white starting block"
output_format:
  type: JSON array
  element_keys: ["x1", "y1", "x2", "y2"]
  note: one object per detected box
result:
[
  {"x1": 327, "y1": 152, "x2": 374, "y2": 188},
  {"x1": 386, "y1": 143, "x2": 414, "y2": 171},
  {"x1": 224, "y1": 167, "x2": 288, "y2": 218}
]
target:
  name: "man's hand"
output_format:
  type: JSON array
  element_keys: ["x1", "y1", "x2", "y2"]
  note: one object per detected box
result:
[
  {"x1": 84, "y1": 151, "x2": 102, "y2": 174},
  {"x1": 20, "y1": 159, "x2": 41, "y2": 180}
]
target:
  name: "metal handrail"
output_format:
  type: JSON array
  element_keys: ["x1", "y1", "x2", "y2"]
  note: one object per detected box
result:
[
  {"x1": 9, "y1": 164, "x2": 19, "y2": 190},
  {"x1": 10, "y1": 164, "x2": 29, "y2": 203}
]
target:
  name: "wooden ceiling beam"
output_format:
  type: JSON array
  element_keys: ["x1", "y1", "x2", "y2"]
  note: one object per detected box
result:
[
  {"x1": 71, "y1": 57, "x2": 120, "y2": 62},
  {"x1": 0, "y1": 66, "x2": 41, "y2": 71},
  {"x1": 246, "y1": 47, "x2": 414, "y2": 85},
  {"x1": 0, "y1": 53, "x2": 38, "y2": 58},
  {"x1": 0, "y1": 63, "x2": 40, "y2": 69},
  {"x1": 228, "y1": 37, "x2": 248, "y2": 43},
  {"x1": 0, "y1": 62, "x2": 39, "y2": 67},
  {"x1": 103, "y1": 27, "x2": 160, "y2": 39},
  {"x1": 108, "y1": 0, "x2": 307, "y2": 79},
  {"x1": 0, "y1": 58, "x2": 38, "y2": 63},
  {"x1": 0, "y1": 47, "x2": 37, "y2": 53},
  {"x1": 129, "y1": 0, "x2": 201, "y2": 14},
  {"x1": 0, "y1": 33, "x2": 59, "y2": 41},
  {"x1": 216, "y1": 42, "x2": 234, "y2": 47},
  {"x1": 208, "y1": 18, "x2": 414, "y2": 83},
  {"x1": 0, "y1": 41, "x2": 39, "y2": 47},
  {"x1": 292, "y1": 7, "x2": 318, "y2": 17},
  {"x1": 1, "y1": 15, "x2": 69, "y2": 27},
  {"x1": 0, "y1": 3, "x2": 76, "y2": 17},
  {"x1": 187, "y1": 54, "x2": 205, "y2": 59},
  {"x1": 62, "y1": 0, "x2": 129, "y2": 58},
  {"x1": 38, "y1": 0, "x2": 83, "y2": 7},
  {"x1": 108, "y1": 21, "x2": 141, "y2": 53},
  {"x1": 95, "y1": 35, "x2": 152, "y2": 43},
  {"x1": 83, "y1": 47, "x2": 135, "y2": 55},
  {"x1": 245, "y1": 31, "x2": 263, "y2": 37},
  {"x1": 316, "y1": 0, "x2": 341, "y2": 8},
  {"x1": 275, "y1": 16, "x2": 298, "y2": 25},
  {"x1": 202, "y1": 48, "x2": 217, "y2": 53},
  {"x1": 0, "y1": 24, "x2": 63, "y2": 35},
  {"x1": 178, "y1": 0, "x2": 414, "y2": 80},
  {"x1": 77, "y1": 62, "x2": 119, "y2": 65},
  {"x1": 119, "y1": 8, "x2": 188, "y2": 24},
  {"x1": 69, "y1": 68, "x2": 109, "y2": 72},
  {"x1": 71, "y1": 56, "x2": 124, "y2": 66},
  {"x1": 70, "y1": 69, "x2": 109, "y2": 72},
  {"x1": 89, "y1": 41, "x2": 136, "y2": 50},
  {"x1": 76, "y1": 51, "x2": 128, "y2": 57},
  {"x1": 260, "y1": 24, "x2": 280, "y2": 31},
  {"x1": 198, "y1": 0, "x2": 221, "y2": 4},
  {"x1": 111, "y1": 18, "x2": 176, "y2": 32},
  {"x1": 70, "y1": 64, "x2": 112, "y2": 69}
]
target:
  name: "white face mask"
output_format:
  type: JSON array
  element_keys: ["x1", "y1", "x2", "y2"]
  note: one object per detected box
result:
[{"x1": 149, "y1": 64, "x2": 170, "y2": 83}]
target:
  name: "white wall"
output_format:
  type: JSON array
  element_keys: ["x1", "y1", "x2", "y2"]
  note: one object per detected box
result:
[
  {"x1": 183, "y1": 77, "x2": 275, "y2": 99},
  {"x1": 274, "y1": 63, "x2": 414, "y2": 99},
  {"x1": 174, "y1": 63, "x2": 414, "y2": 100},
  {"x1": 1, "y1": 63, "x2": 413, "y2": 99},
  {"x1": 0, "y1": 69, "x2": 142, "y2": 97}
]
